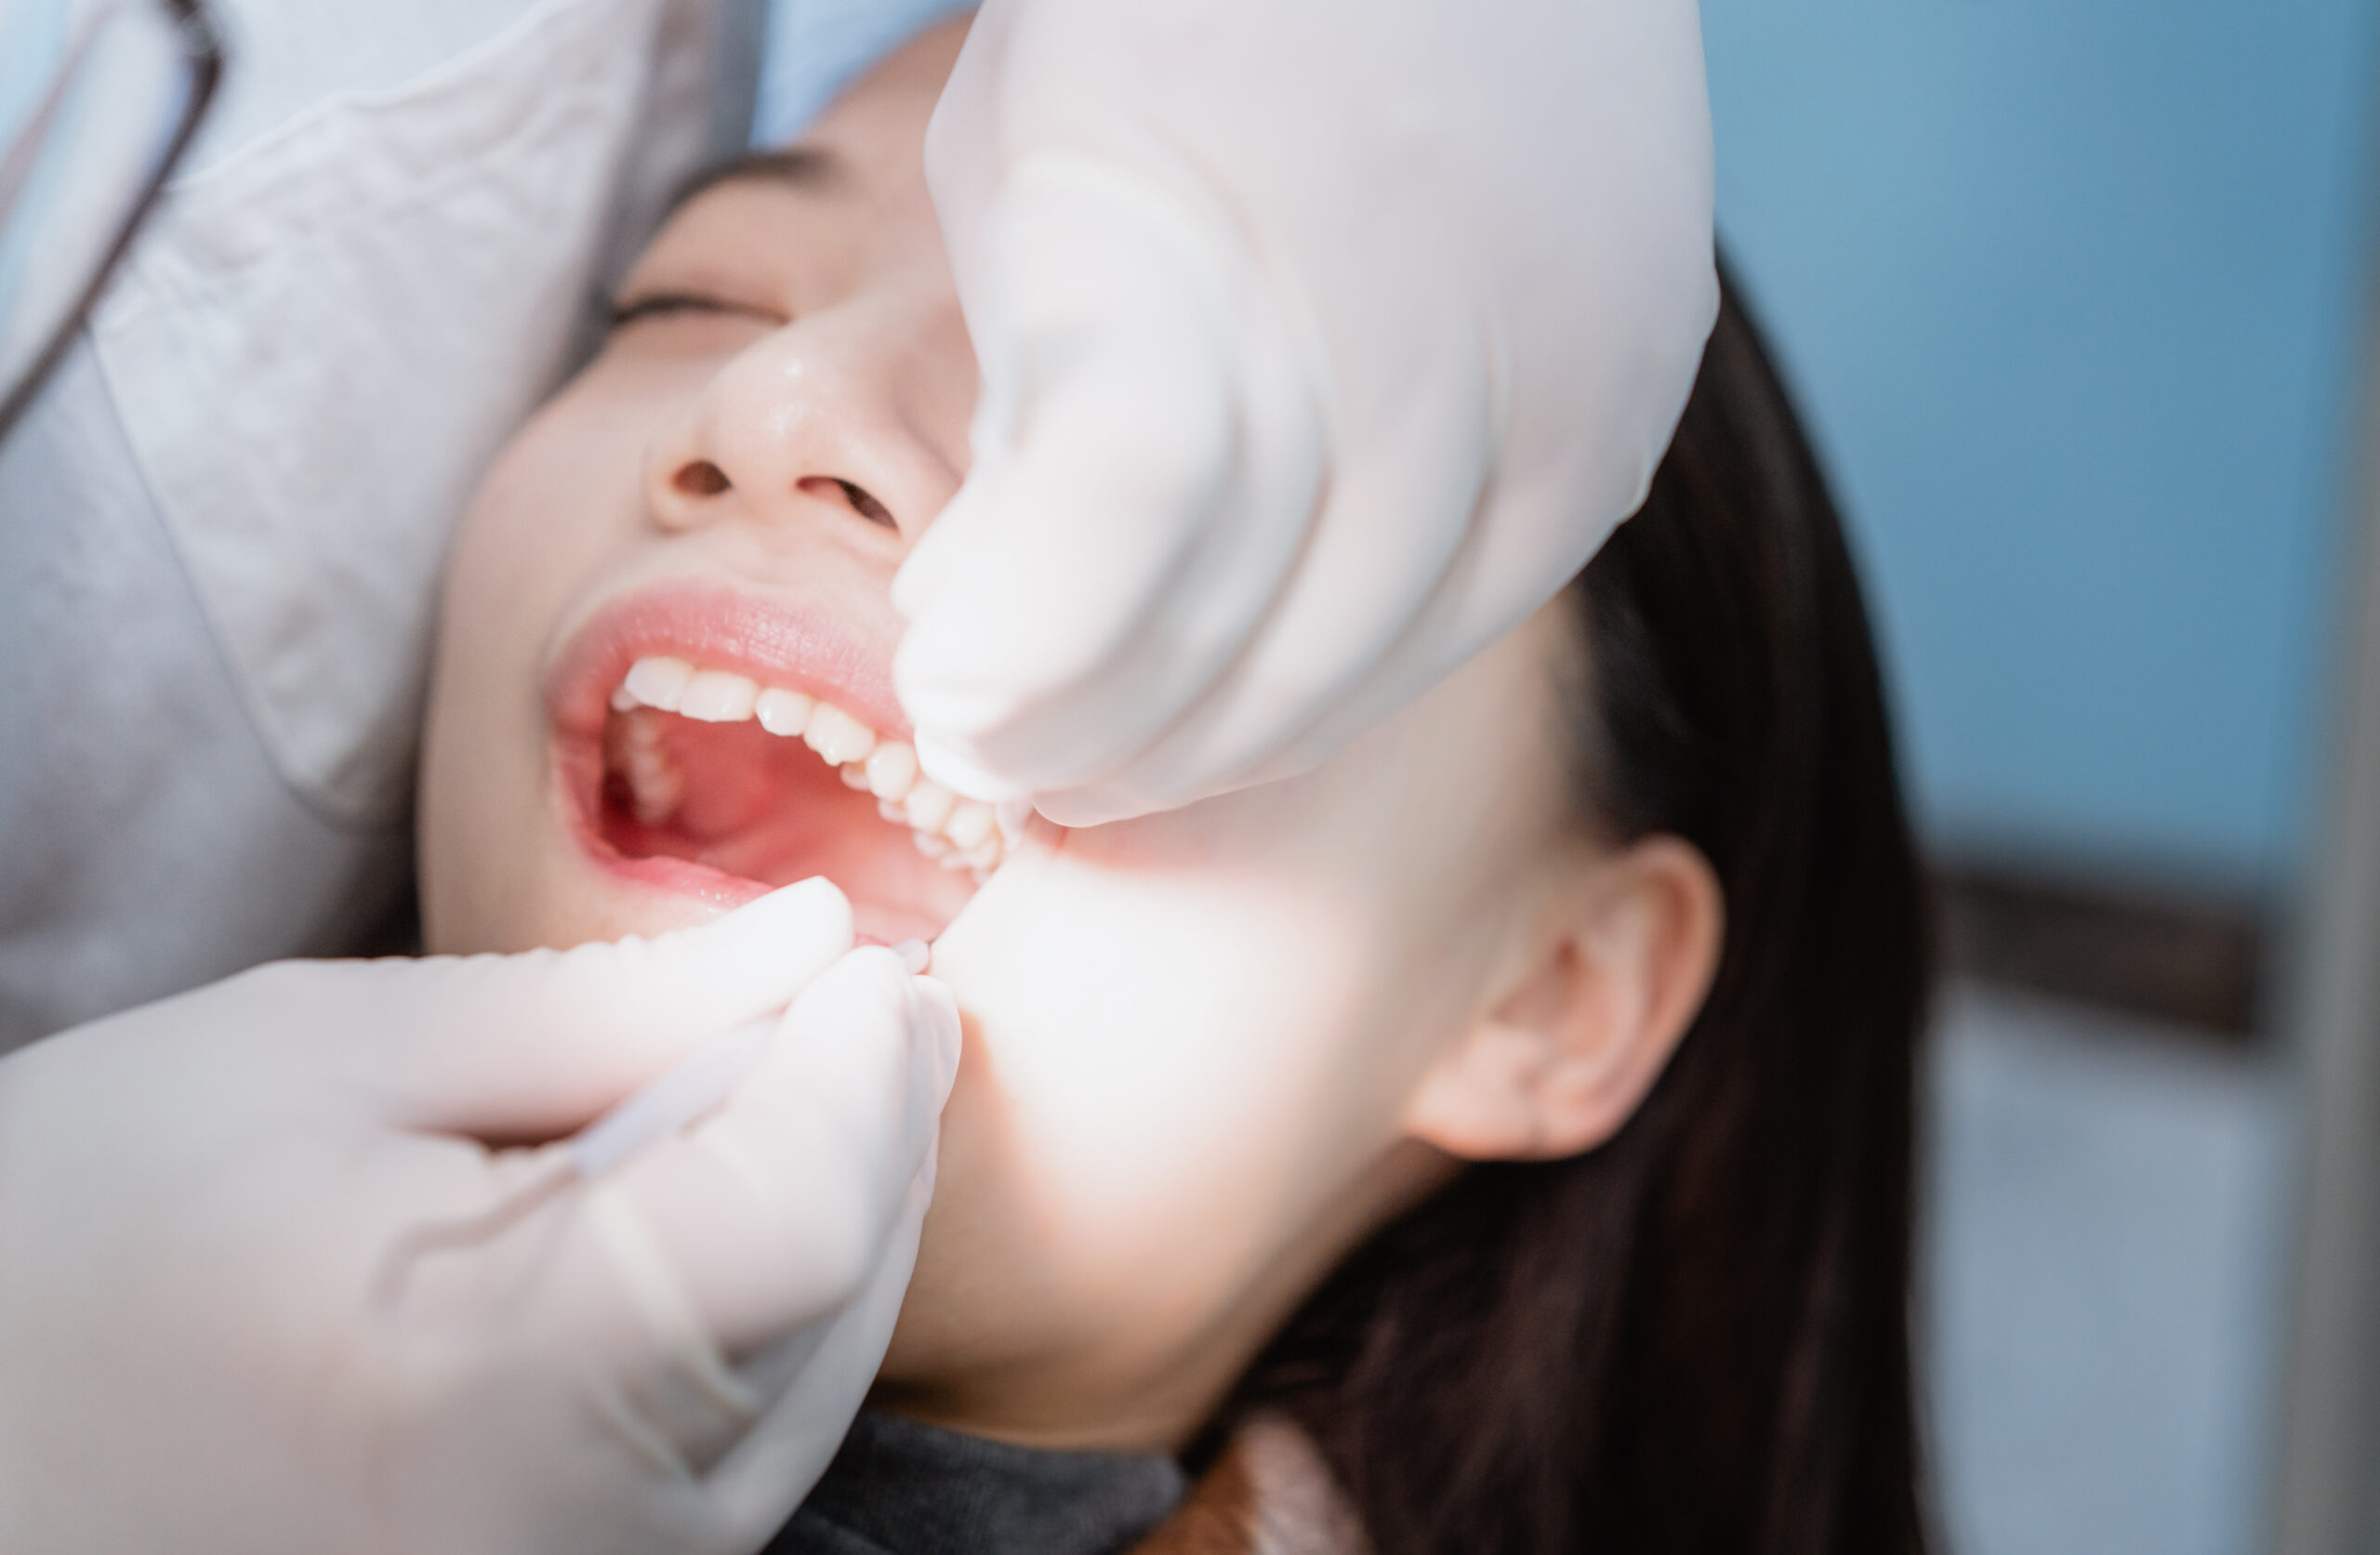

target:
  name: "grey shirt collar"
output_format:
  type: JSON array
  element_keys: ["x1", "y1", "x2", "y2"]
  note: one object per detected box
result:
[{"x1": 765, "y1": 1410, "x2": 1187, "y2": 1555}]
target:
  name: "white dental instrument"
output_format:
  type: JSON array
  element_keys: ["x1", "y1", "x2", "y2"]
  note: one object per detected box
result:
[
  {"x1": 377, "y1": 937, "x2": 932, "y2": 1297},
  {"x1": 566, "y1": 936, "x2": 932, "y2": 1179}
]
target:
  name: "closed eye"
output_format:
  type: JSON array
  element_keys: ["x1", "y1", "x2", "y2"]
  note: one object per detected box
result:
[{"x1": 607, "y1": 292, "x2": 783, "y2": 331}]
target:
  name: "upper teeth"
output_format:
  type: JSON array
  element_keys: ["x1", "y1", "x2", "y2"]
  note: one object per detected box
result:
[{"x1": 609, "y1": 654, "x2": 1006, "y2": 877}]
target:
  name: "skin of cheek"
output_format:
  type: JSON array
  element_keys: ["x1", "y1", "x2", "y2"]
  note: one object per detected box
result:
[
  {"x1": 419, "y1": 365, "x2": 681, "y2": 955},
  {"x1": 881, "y1": 613, "x2": 1578, "y2": 1443}
]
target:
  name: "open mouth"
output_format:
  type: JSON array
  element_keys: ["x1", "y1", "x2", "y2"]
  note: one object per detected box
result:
[{"x1": 550, "y1": 589, "x2": 1001, "y2": 942}]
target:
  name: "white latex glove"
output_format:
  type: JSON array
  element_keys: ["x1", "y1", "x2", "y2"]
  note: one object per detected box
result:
[
  {"x1": 0, "y1": 879, "x2": 959, "y2": 1555},
  {"x1": 893, "y1": 0, "x2": 1718, "y2": 826}
]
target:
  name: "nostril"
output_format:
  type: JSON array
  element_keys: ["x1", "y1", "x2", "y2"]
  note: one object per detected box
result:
[
  {"x1": 673, "y1": 460, "x2": 732, "y2": 497},
  {"x1": 798, "y1": 475, "x2": 898, "y2": 531}
]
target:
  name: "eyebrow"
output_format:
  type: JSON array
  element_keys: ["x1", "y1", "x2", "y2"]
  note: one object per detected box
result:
[{"x1": 668, "y1": 147, "x2": 844, "y2": 213}]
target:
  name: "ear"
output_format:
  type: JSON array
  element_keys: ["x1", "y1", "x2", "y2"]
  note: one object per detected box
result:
[{"x1": 1402, "y1": 836, "x2": 1723, "y2": 1162}]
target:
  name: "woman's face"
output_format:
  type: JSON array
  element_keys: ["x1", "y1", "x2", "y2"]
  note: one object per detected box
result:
[{"x1": 420, "y1": 20, "x2": 1589, "y2": 1449}]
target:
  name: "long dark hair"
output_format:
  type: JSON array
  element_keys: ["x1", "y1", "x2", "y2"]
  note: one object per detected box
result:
[{"x1": 1223, "y1": 271, "x2": 1933, "y2": 1554}]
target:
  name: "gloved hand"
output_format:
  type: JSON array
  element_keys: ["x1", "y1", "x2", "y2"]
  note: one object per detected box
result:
[
  {"x1": 0, "y1": 879, "x2": 959, "y2": 1555},
  {"x1": 895, "y1": 0, "x2": 1717, "y2": 825}
]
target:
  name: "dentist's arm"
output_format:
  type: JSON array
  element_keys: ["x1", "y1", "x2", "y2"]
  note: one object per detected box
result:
[
  {"x1": 898, "y1": 0, "x2": 1716, "y2": 825},
  {"x1": 0, "y1": 880, "x2": 956, "y2": 1555}
]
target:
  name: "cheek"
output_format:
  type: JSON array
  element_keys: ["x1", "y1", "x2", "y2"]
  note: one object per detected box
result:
[
  {"x1": 925, "y1": 845, "x2": 1411, "y2": 1320},
  {"x1": 419, "y1": 389, "x2": 650, "y2": 948},
  {"x1": 443, "y1": 402, "x2": 642, "y2": 638},
  {"x1": 897, "y1": 633, "x2": 1572, "y2": 1351}
]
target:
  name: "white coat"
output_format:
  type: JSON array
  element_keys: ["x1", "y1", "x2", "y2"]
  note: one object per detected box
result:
[
  {"x1": 0, "y1": 0, "x2": 756, "y2": 1048},
  {"x1": 0, "y1": 0, "x2": 985, "y2": 1051}
]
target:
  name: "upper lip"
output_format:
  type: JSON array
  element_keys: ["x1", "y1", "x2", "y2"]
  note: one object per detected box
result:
[{"x1": 545, "y1": 576, "x2": 910, "y2": 743}]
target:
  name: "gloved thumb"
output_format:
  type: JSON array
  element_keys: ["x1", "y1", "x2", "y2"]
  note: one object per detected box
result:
[
  {"x1": 894, "y1": 152, "x2": 1325, "y2": 806},
  {"x1": 607, "y1": 945, "x2": 961, "y2": 1353},
  {"x1": 325, "y1": 878, "x2": 856, "y2": 1142},
  {"x1": 524, "y1": 946, "x2": 957, "y2": 1535}
]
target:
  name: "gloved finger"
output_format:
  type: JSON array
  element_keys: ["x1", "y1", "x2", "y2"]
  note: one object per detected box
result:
[
  {"x1": 532, "y1": 1149, "x2": 938, "y2": 1548},
  {"x1": 893, "y1": 166, "x2": 1243, "y2": 794},
  {"x1": 704, "y1": 1148, "x2": 936, "y2": 1542},
  {"x1": 600, "y1": 949, "x2": 958, "y2": 1357},
  {"x1": 349, "y1": 878, "x2": 855, "y2": 1139},
  {"x1": 1251, "y1": 489, "x2": 1615, "y2": 796},
  {"x1": 894, "y1": 155, "x2": 1323, "y2": 801},
  {"x1": 512, "y1": 956, "x2": 948, "y2": 1501},
  {"x1": 919, "y1": 0, "x2": 1012, "y2": 290},
  {"x1": 1050, "y1": 307, "x2": 1501, "y2": 827}
]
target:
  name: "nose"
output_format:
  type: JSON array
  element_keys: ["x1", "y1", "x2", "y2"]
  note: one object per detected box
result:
[{"x1": 643, "y1": 286, "x2": 972, "y2": 546}]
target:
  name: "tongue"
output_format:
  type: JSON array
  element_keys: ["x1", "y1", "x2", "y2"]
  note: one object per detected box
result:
[{"x1": 600, "y1": 712, "x2": 977, "y2": 941}]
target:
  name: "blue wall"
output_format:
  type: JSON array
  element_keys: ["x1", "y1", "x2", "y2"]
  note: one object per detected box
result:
[{"x1": 1700, "y1": 0, "x2": 2378, "y2": 887}]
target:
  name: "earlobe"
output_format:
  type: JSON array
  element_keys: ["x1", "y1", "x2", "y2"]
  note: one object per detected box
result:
[{"x1": 1403, "y1": 836, "x2": 1723, "y2": 1163}]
